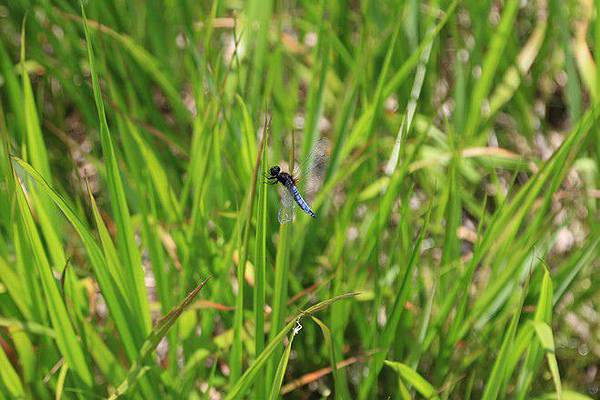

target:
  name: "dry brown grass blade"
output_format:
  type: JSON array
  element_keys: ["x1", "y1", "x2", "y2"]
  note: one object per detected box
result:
[{"x1": 280, "y1": 355, "x2": 368, "y2": 395}]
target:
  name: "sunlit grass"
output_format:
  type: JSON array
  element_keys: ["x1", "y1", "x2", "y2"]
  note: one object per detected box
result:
[{"x1": 0, "y1": 0, "x2": 598, "y2": 399}]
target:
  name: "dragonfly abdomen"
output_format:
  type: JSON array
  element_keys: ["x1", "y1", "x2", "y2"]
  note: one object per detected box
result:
[{"x1": 287, "y1": 183, "x2": 316, "y2": 218}]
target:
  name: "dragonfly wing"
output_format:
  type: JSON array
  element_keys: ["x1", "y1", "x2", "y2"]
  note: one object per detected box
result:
[
  {"x1": 278, "y1": 186, "x2": 296, "y2": 224},
  {"x1": 295, "y1": 138, "x2": 330, "y2": 195},
  {"x1": 306, "y1": 137, "x2": 329, "y2": 172},
  {"x1": 294, "y1": 138, "x2": 329, "y2": 177}
]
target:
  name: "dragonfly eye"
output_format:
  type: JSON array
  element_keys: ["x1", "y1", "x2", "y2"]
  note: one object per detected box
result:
[{"x1": 270, "y1": 166, "x2": 280, "y2": 176}]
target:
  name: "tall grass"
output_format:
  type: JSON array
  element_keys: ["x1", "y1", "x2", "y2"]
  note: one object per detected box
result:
[{"x1": 0, "y1": 0, "x2": 598, "y2": 399}]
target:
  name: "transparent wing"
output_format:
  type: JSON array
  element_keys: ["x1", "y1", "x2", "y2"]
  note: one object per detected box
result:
[
  {"x1": 278, "y1": 186, "x2": 296, "y2": 224},
  {"x1": 293, "y1": 138, "x2": 329, "y2": 195}
]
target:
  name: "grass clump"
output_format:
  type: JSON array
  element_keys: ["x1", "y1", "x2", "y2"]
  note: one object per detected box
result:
[{"x1": 0, "y1": 1, "x2": 598, "y2": 398}]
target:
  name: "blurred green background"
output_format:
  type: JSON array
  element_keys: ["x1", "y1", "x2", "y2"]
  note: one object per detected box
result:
[{"x1": 0, "y1": 0, "x2": 598, "y2": 398}]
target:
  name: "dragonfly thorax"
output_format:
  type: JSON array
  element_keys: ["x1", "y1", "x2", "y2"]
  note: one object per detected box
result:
[{"x1": 268, "y1": 165, "x2": 295, "y2": 186}]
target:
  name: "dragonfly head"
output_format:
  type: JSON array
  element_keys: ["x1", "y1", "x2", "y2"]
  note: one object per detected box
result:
[{"x1": 269, "y1": 165, "x2": 281, "y2": 177}]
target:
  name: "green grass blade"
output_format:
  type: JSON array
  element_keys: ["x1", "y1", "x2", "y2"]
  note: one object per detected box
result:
[
  {"x1": 108, "y1": 277, "x2": 210, "y2": 399},
  {"x1": 0, "y1": 255, "x2": 31, "y2": 318},
  {"x1": 229, "y1": 112, "x2": 265, "y2": 383},
  {"x1": 486, "y1": 6, "x2": 547, "y2": 119},
  {"x1": 359, "y1": 209, "x2": 430, "y2": 398},
  {"x1": 0, "y1": 2, "x2": 598, "y2": 397},
  {"x1": 13, "y1": 156, "x2": 141, "y2": 359},
  {"x1": 531, "y1": 321, "x2": 562, "y2": 398},
  {"x1": 384, "y1": 361, "x2": 440, "y2": 400},
  {"x1": 0, "y1": 344, "x2": 25, "y2": 398},
  {"x1": 268, "y1": 322, "x2": 298, "y2": 400},
  {"x1": 14, "y1": 172, "x2": 93, "y2": 386},
  {"x1": 311, "y1": 316, "x2": 344, "y2": 400},
  {"x1": 463, "y1": 0, "x2": 520, "y2": 139},
  {"x1": 553, "y1": 236, "x2": 600, "y2": 304},
  {"x1": 515, "y1": 266, "x2": 560, "y2": 399},
  {"x1": 253, "y1": 122, "x2": 269, "y2": 398},
  {"x1": 81, "y1": 319, "x2": 127, "y2": 387},
  {"x1": 226, "y1": 293, "x2": 358, "y2": 400},
  {"x1": 58, "y1": 9, "x2": 190, "y2": 121},
  {"x1": 5, "y1": 323, "x2": 37, "y2": 386},
  {"x1": 87, "y1": 187, "x2": 128, "y2": 300},
  {"x1": 122, "y1": 117, "x2": 181, "y2": 222},
  {"x1": 81, "y1": 4, "x2": 151, "y2": 335},
  {"x1": 481, "y1": 281, "x2": 528, "y2": 400},
  {"x1": 55, "y1": 362, "x2": 69, "y2": 400},
  {"x1": 20, "y1": 19, "x2": 51, "y2": 182},
  {"x1": 19, "y1": 18, "x2": 65, "y2": 271}
]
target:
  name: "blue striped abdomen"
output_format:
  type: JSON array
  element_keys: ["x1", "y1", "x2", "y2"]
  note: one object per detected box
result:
[{"x1": 287, "y1": 183, "x2": 316, "y2": 218}]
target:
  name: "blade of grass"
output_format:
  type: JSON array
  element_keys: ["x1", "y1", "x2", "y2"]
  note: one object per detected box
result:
[
  {"x1": 0, "y1": 39, "x2": 25, "y2": 140},
  {"x1": 385, "y1": 6, "x2": 434, "y2": 174},
  {"x1": 20, "y1": 17, "x2": 65, "y2": 272},
  {"x1": 5, "y1": 319, "x2": 38, "y2": 386},
  {"x1": 515, "y1": 266, "x2": 561, "y2": 399},
  {"x1": 108, "y1": 277, "x2": 211, "y2": 399},
  {"x1": 20, "y1": 18, "x2": 51, "y2": 182},
  {"x1": 302, "y1": 1, "x2": 330, "y2": 162},
  {"x1": 81, "y1": 319, "x2": 127, "y2": 387},
  {"x1": 14, "y1": 171, "x2": 93, "y2": 386},
  {"x1": 225, "y1": 293, "x2": 358, "y2": 400},
  {"x1": 229, "y1": 111, "x2": 266, "y2": 383},
  {"x1": 0, "y1": 344, "x2": 25, "y2": 398},
  {"x1": 267, "y1": 129, "x2": 295, "y2": 386},
  {"x1": 87, "y1": 187, "x2": 127, "y2": 302},
  {"x1": 553, "y1": 0, "x2": 582, "y2": 120},
  {"x1": 552, "y1": 236, "x2": 600, "y2": 305},
  {"x1": 310, "y1": 316, "x2": 344, "y2": 399},
  {"x1": 268, "y1": 321, "x2": 299, "y2": 400},
  {"x1": 463, "y1": 0, "x2": 520, "y2": 140},
  {"x1": 440, "y1": 108, "x2": 597, "y2": 347},
  {"x1": 253, "y1": 118, "x2": 269, "y2": 398},
  {"x1": 486, "y1": 3, "x2": 547, "y2": 119},
  {"x1": 481, "y1": 278, "x2": 529, "y2": 400},
  {"x1": 359, "y1": 209, "x2": 431, "y2": 399},
  {"x1": 384, "y1": 361, "x2": 440, "y2": 400},
  {"x1": 122, "y1": 116, "x2": 182, "y2": 222},
  {"x1": 81, "y1": 3, "x2": 151, "y2": 336},
  {"x1": 13, "y1": 156, "x2": 142, "y2": 360},
  {"x1": 531, "y1": 321, "x2": 562, "y2": 398},
  {"x1": 55, "y1": 362, "x2": 69, "y2": 400},
  {"x1": 338, "y1": 0, "x2": 458, "y2": 165},
  {"x1": 58, "y1": 9, "x2": 191, "y2": 122},
  {"x1": 244, "y1": 0, "x2": 273, "y2": 105},
  {"x1": 0, "y1": 255, "x2": 31, "y2": 318}
]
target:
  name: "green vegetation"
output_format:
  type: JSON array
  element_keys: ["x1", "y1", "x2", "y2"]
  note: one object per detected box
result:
[{"x1": 0, "y1": 0, "x2": 598, "y2": 398}]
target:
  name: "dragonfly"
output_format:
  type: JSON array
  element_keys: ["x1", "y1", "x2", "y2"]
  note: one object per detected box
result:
[{"x1": 266, "y1": 138, "x2": 328, "y2": 224}]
